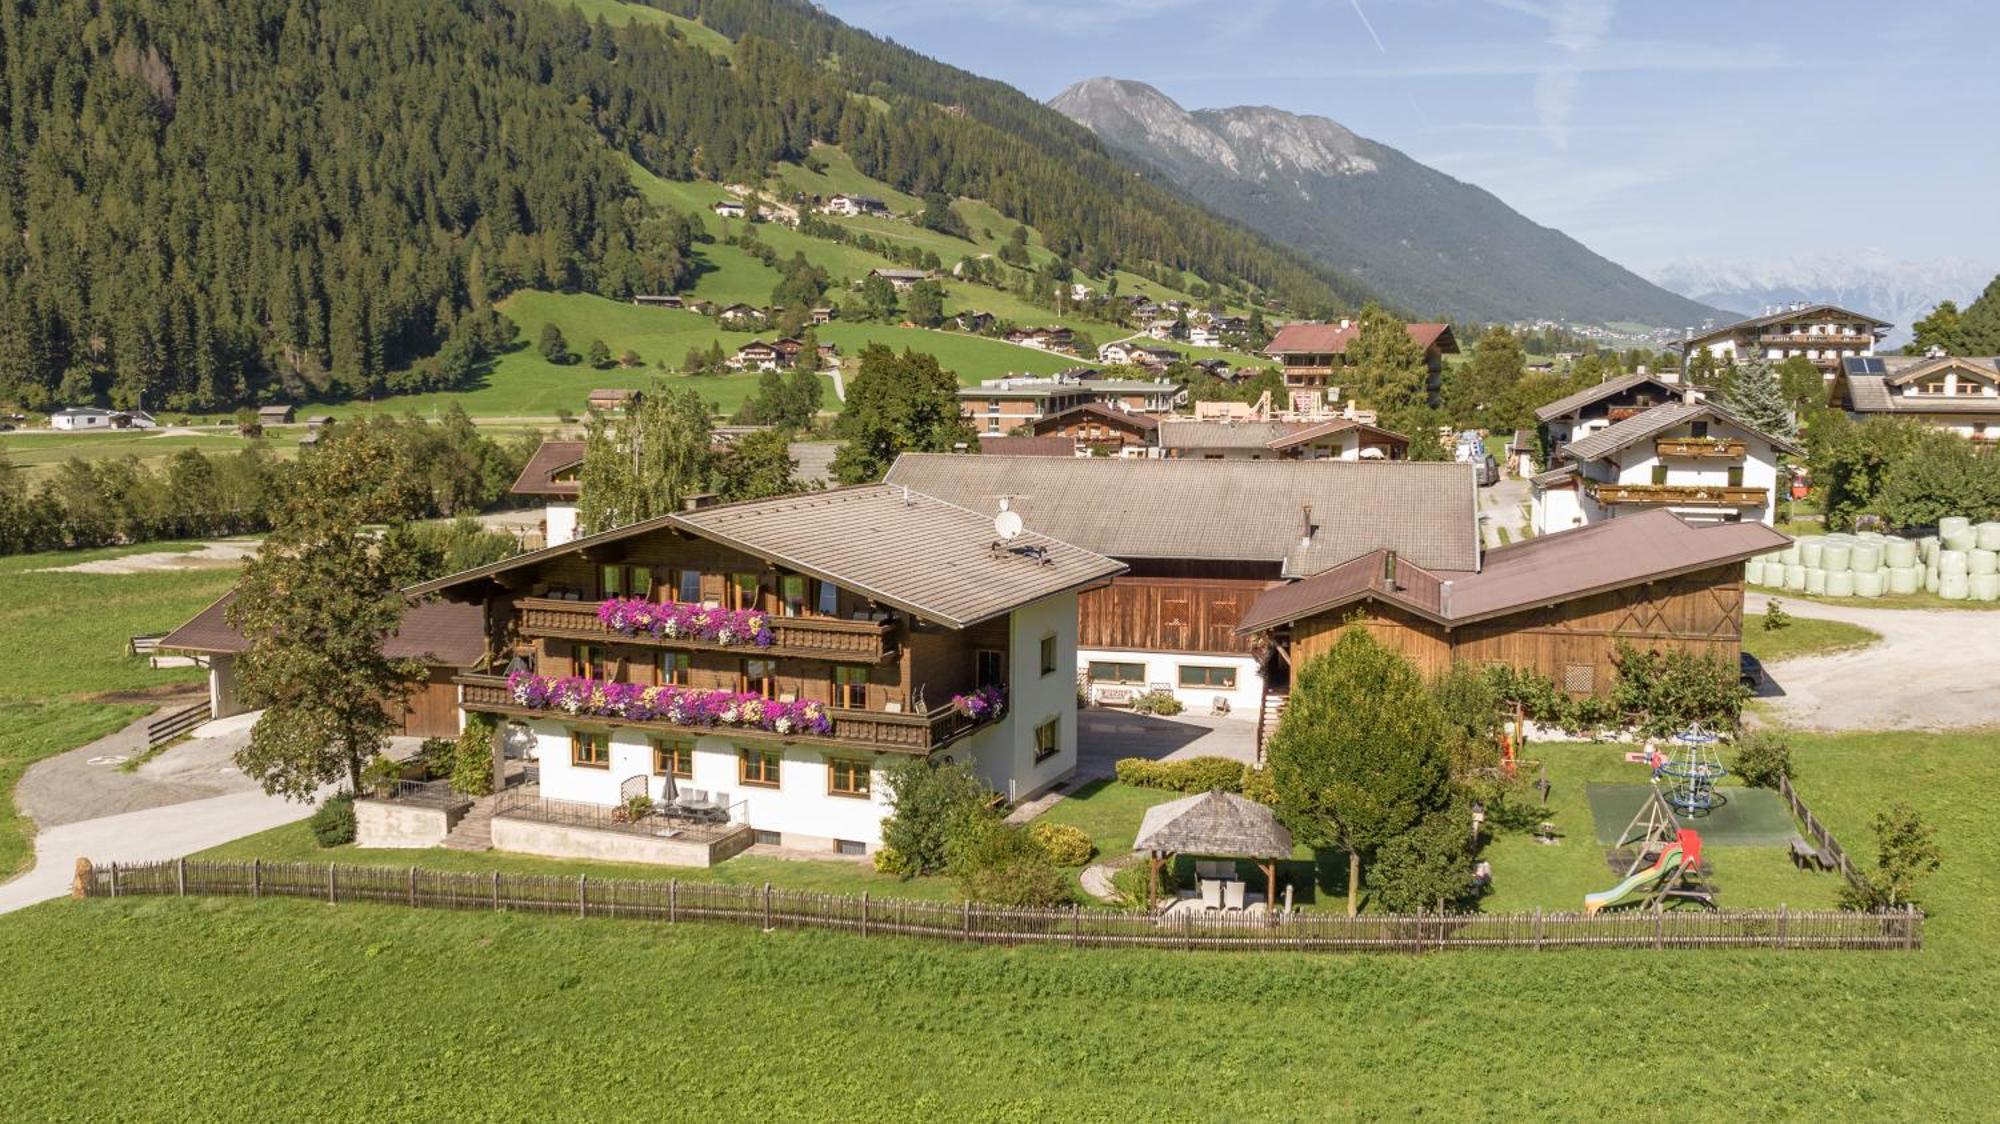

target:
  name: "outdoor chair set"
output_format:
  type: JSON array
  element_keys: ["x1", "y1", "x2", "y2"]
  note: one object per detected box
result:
[{"x1": 1195, "y1": 860, "x2": 1249, "y2": 912}]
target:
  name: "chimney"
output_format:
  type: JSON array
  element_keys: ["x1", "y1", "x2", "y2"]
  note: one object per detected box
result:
[
  {"x1": 1300, "y1": 504, "x2": 1315, "y2": 547},
  {"x1": 1383, "y1": 550, "x2": 1399, "y2": 590},
  {"x1": 681, "y1": 491, "x2": 721, "y2": 511}
]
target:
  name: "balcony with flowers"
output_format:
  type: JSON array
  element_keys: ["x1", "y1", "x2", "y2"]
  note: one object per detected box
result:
[{"x1": 511, "y1": 595, "x2": 899, "y2": 663}]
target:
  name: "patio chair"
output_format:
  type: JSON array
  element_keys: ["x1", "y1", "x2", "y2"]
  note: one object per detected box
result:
[
  {"x1": 703, "y1": 791, "x2": 732, "y2": 825},
  {"x1": 676, "y1": 788, "x2": 708, "y2": 816},
  {"x1": 1222, "y1": 880, "x2": 1246, "y2": 911},
  {"x1": 1200, "y1": 879, "x2": 1224, "y2": 911}
]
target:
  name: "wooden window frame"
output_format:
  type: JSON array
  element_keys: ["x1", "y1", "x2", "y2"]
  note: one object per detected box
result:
[
  {"x1": 739, "y1": 747, "x2": 782, "y2": 788},
  {"x1": 675, "y1": 568, "x2": 703, "y2": 605},
  {"x1": 779, "y1": 574, "x2": 809, "y2": 617},
  {"x1": 1033, "y1": 718, "x2": 1059, "y2": 763},
  {"x1": 741, "y1": 658, "x2": 778, "y2": 700},
  {"x1": 1650, "y1": 464, "x2": 1670, "y2": 486},
  {"x1": 1088, "y1": 660, "x2": 1146, "y2": 685},
  {"x1": 827, "y1": 757, "x2": 872, "y2": 799},
  {"x1": 831, "y1": 665, "x2": 869, "y2": 710},
  {"x1": 1039, "y1": 633, "x2": 1058, "y2": 677},
  {"x1": 975, "y1": 649, "x2": 1007, "y2": 689},
  {"x1": 1726, "y1": 465, "x2": 1745, "y2": 488},
  {"x1": 573, "y1": 643, "x2": 605, "y2": 680},
  {"x1": 1177, "y1": 664, "x2": 1237, "y2": 690},
  {"x1": 651, "y1": 739, "x2": 693, "y2": 779},
  {"x1": 570, "y1": 730, "x2": 610, "y2": 770},
  {"x1": 659, "y1": 651, "x2": 692, "y2": 687},
  {"x1": 728, "y1": 573, "x2": 761, "y2": 611},
  {"x1": 815, "y1": 579, "x2": 841, "y2": 617}
]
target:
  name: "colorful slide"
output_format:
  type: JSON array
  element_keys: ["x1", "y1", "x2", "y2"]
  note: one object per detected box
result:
[{"x1": 1584, "y1": 829, "x2": 1702, "y2": 916}]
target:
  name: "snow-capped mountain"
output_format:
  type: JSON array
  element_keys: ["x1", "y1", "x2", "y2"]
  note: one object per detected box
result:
[{"x1": 1651, "y1": 255, "x2": 1992, "y2": 346}]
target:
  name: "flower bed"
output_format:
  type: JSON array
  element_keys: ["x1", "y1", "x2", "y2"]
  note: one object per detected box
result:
[
  {"x1": 951, "y1": 685, "x2": 1007, "y2": 721},
  {"x1": 595, "y1": 597, "x2": 773, "y2": 648},
  {"x1": 505, "y1": 671, "x2": 831, "y2": 735}
]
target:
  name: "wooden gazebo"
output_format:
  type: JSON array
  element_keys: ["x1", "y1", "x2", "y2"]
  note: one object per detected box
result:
[{"x1": 1132, "y1": 789, "x2": 1294, "y2": 908}]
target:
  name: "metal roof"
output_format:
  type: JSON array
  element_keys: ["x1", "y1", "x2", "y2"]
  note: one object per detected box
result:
[
  {"x1": 884, "y1": 454, "x2": 1479, "y2": 577},
  {"x1": 159, "y1": 591, "x2": 488, "y2": 665},
  {"x1": 1561, "y1": 400, "x2": 1801, "y2": 462},
  {"x1": 510, "y1": 440, "x2": 586, "y2": 498},
  {"x1": 1531, "y1": 372, "x2": 1682, "y2": 422}
]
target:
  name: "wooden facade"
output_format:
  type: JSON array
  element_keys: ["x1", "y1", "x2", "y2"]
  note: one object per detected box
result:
[
  {"x1": 1285, "y1": 562, "x2": 1746, "y2": 696},
  {"x1": 389, "y1": 667, "x2": 465, "y2": 738},
  {"x1": 1079, "y1": 577, "x2": 1271, "y2": 657}
]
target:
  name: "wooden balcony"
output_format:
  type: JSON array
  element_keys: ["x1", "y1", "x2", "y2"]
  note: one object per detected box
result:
[
  {"x1": 1655, "y1": 437, "x2": 1747, "y2": 459},
  {"x1": 1756, "y1": 333, "x2": 1872, "y2": 348},
  {"x1": 456, "y1": 675, "x2": 984, "y2": 756},
  {"x1": 1584, "y1": 481, "x2": 1768, "y2": 506},
  {"x1": 512, "y1": 597, "x2": 899, "y2": 663}
]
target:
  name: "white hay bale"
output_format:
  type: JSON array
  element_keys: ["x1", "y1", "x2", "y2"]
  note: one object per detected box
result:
[
  {"x1": 1779, "y1": 543, "x2": 1802, "y2": 566},
  {"x1": 1973, "y1": 550, "x2": 1999, "y2": 576},
  {"x1": 1940, "y1": 550, "x2": 1970, "y2": 577},
  {"x1": 1804, "y1": 567, "x2": 1828, "y2": 595},
  {"x1": 1798, "y1": 537, "x2": 1825, "y2": 568},
  {"x1": 1784, "y1": 564, "x2": 1807, "y2": 591},
  {"x1": 1883, "y1": 538, "x2": 1918, "y2": 568},
  {"x1": 1849, "y1": 543, "x2": 1883, "y2": 573},
  {"x1": 1940, "y1": 573, "x2": 1971, "y2": 601},
  {"x1": 1941, "y1": 515, "x2": 1972, "y2": 538},
  {"x1": 1824, "y1": 570, "x2": 1856, "y2": 597},
  {"x1": 1743, "y1": 560, "x2": 1766, "y2": 585},
  {"x1": 1973, "y1": 573, "x2": 2000, "y2": 602},
  {"x1": 1978, "y1": 523, "x2": 2000, "y2": 552},
  {"x1": 1944, "y1": 530, "x2": 1977, "y2": 552},
  {"x1": 1853, "y1": 570, "x2": 1886, "y2": 598},
  {"x1": 1886, "y1": 566, "x2": 1921, "y2": 595},
  {"x1": 1822, "y1": 542, "x2": 1852, "y2": 571}
]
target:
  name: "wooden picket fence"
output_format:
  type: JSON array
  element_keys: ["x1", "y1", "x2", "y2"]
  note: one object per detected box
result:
[
  {"x1": 77, "y1": 859, "x2": 1921, "y2": 953},
  {"x1": 1779, "y1": 772, "x2": 1862, "y2": 888}
]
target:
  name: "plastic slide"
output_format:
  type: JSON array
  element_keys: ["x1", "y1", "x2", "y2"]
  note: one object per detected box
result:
[{"x1": 1584, "y1": 829, "x2": 1700, "y2": 916}]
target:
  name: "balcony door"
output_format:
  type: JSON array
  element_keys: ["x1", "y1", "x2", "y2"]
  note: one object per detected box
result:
[{"x1": 832, "y1": 666, "x2": 869, "y2": 710}]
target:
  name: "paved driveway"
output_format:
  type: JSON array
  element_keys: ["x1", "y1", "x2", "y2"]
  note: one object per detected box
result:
[
  {"x1": 1746, "y1": 591, "x2": 2000, "y2": 731},
  {"x1": 1479, "y1": 472, "x2": 1531, "y2": 549},
  {"x1": 1075, "y1": 709, "x2": 1257, "y2": 779}
]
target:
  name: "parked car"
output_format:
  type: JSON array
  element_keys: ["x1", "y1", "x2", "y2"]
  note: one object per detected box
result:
[
  {"x1": 1739, "y1": 652, "x2": 1765, "y2": 691},
  {"x1": 1477, "y1": 454, "x2": 1500, "y2": 487}
]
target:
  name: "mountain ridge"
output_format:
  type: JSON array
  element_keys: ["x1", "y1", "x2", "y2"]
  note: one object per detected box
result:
[{"x1": 1050, "y1": 77, "x2": 1723, "y2": 329}]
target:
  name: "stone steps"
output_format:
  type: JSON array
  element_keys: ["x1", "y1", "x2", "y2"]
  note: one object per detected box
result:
[{"x1": 442, "y1": 796, "x2": 497, "y2": 852}]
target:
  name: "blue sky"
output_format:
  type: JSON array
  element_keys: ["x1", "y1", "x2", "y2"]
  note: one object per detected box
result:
[{"x1": 818, "y1": 0, "x2": 1998, "y2": 279}]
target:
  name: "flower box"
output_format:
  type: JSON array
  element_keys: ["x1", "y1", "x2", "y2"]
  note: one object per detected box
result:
[
  {"x1": 595, "y1": 597, "x2": 773, "y2": 648},
  {"x1": 505, "y1": 671, "x2": 831, "y2": 736}
]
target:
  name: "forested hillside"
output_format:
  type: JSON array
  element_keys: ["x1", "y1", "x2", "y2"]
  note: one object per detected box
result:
[{"x1": 0, "y1": 0, "x2": 1370, "y2": 414}]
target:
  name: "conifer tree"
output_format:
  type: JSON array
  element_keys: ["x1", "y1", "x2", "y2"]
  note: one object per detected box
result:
[{"x1": 1719, "y1": 358, "x2": 1796, "y2": 441}]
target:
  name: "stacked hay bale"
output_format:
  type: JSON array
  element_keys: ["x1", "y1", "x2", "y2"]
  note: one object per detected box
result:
[{"x1": 1746, "y1": 526, "x2": 1982, "y2": 600}]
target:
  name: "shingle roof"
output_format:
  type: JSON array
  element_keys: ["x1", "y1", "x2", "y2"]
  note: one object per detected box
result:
[
  {"x1": 1266, "y1": 418, "x2": 1408, "y2": 450},
  {"x1": 510, "y1": 440, "x2": 586, "y2": 498},
  {"x1": 978, "y1": 435, "x2": 1078, "y2": 457},
  {"x1": 1155, "y1": 420, "x2": 1313, "y2": 450},
  {"x1": 1683, "y1": 304, "x2": 1890, "y2": 345},
  {"x1": 1532, "y1": 372, "x2": 1682, "y2": 422},
  {"x1": 1561, "y1": 400, "x2": 1801, "y2": 462},
  {"x1": 1236, "y1": 509, "x2": 1788, "y2": 633},
  {"x1": 1846, "y1": 374, "x2": 2000, "y2": 415},
  {"x1": 1027, "y1": 403, "x2": 1161, "y2": 435},
  {"x1": 159, "y1": 591, "x2": 487, "y2": 666},
  {"x1": 410, "y1": 485, "x2": 1126, "y2": 631},
  {"x1": 883, "y1": 454, "x2": 1479, "y2": 577},
  {"x1": 1265, "y1": 322, "x2": 1455, "y2": 357},
  {"x1": 1529, "y1": 463, "x2": 1580, "y2": 488},
  {"x1": 1133, "y1": 790, "x2": 1295, "y2": 859}
]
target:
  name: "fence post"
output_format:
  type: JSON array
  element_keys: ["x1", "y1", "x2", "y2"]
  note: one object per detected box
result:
[
  {"x1": 177, "y1": 857, "x2": 186, "y2": 897},
  {"x1": 764, "y1": 882, "x2": 774, "y2": 932},
  {"x1": 328, "y1": 862, "x2": 336, "y2": 905},
  {"x1": 962, "y1": 900, "x2": 972, "y2": 941},
  {"x1": 860, "y1": 892, "x2": 869, "y2": 937},
  {"x1": 252, "y1": 858, "x2": 261, "y2": 899},
  {"x1": 408, "y1": 866, "x2": 417, "y2": 907},
  {"x1": 668, "y1": 878, "x2": 677, "y2": 924},
  {"x1": 1533, "y1": 907, "x2": 1543, "y2": 951},
  {"x1": 1653, "y1": 907, "x2": 1664, "y2": 950},
  {"x1": 491, "y1": 870, "x2": 500, "y2": 912},
  {"x1": 1905, "y1": 904, "x2": 1918, "y2": 951},
  {"x1": 111, "y1": 862, "x2": 119, "y2": 898},
  {"x1": 578, "y1": 874, "x2": 587, "y2": 920},
  {"x1": 1777, "y1": 903, "x2": 1787, "y2": 950}
]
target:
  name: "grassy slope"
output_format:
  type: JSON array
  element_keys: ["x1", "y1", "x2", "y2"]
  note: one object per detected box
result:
[
  {"x1": 1742, "y1": 612, "x2": 1882, "y2": 663},
  {"x1": 0, "y1": 429, "x2": 307, "y2": 479},
  {"x1": 0, "y1": 545, "x2": 244, "y2": 874},
  {"x1": 551, "y1": 0, "x2": 733, "y2": 54}
]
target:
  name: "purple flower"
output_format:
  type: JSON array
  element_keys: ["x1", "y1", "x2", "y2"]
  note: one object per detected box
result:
[
  {"x1": 503, "y1": 671, "x2": 831, "y2": 735},
  {"x1": 594, "y1": 597, "x2": 773, "y2": 648},
  {"x1": 950, "y1": 685, "x2": 1007, "y2": 722}
]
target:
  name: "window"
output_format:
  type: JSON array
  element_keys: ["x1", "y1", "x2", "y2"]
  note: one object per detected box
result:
[
  {"x1": 676, "y1": 569, "x2": 703, "y2": 604},
  {"x1": 599, "y1": 564, "x2": 649, "y2": 599},
  {"x1": 652, "y1": 740, "x2": 693, "y2": 779},
  {"x1": 816, "y1": 579, "x2": 841, "y2": 617},
  {"x1": 780, "y1": 574, "x2": 808, "y2": 617},
  {"x1": 659, "y1": 651, "x2": 691, "y2": 687},
  {"x1": 975, "y1": 649, "x2": 1007, "y2": 688},
  {"x1": 832, "y1": 666, "x2": 869, "y2": 709},
  {"x1": 1088, "y1": 661, "x2": 1146, "y2": 685},
  {"x1": 1178, "y1": 664, "x2": 1237, "y2": 690},
  {"x1": 1039, "y1": 634, "x2": 1058, "y2": 676},
  {"x1": 1690, "y1": 421, "x2": 1709, "y2": 439},
  {"x1": 834, "y1": 839, "x2": 867, "y2": 857},
  {"x1": 742, "y1": 658, "x2": 777, "y2": 699},
  {"x1": 1726, "y1": 465, "x2": 1745, "y2": 488},
  {"x1": 573, "y1": 643, "x2": 605, "y2": 680},
  {"x1": 1651, "y1": 464, "x2": 1670, "y2": 486},
  {"x1": 570, "y1": 731, "x2": 609, "y2": 769},
  {"x1": 729, "y1": 573, "x2": 761, "y2": 610},
  {"x1": 1033, "y1": 718, "x2": 1059, "y2": 763},
  {"x1": 740, "y1": 748, "x2": 782, "y2": 787},
  {"x1": 828, "y1": 757, "x2": 871, "y2": 798}
]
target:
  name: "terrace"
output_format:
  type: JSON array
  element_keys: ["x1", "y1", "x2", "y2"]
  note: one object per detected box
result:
[
  {"x1": 1584, "y1": 481, "x2": 1768, "y2": 506},
  {"x1": 512, "y1": 596, "x2": 900, "y2": 663},
  {"x1": 1655, "y1": 436, "x2": 1748, "y2": 459},
  {"x1": 489, "y1": 789, "x2": 754, "y2": 868}
]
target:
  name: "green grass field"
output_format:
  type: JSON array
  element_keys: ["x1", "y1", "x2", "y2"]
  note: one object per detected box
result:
[
  {"x1": 549, "y1": 0, "x2": 733, "y2": 54},
  {"x1": 0, "y1": 428, "x2": 306, "y2": 478},
  {"x1": 1742, "y1": 612, "x2": 1882, "y2": 663}
]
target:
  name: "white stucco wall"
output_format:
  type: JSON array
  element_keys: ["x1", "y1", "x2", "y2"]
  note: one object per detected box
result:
[
  {"x1": 1530, "y1": 483, "x2": 1586, "y2": 535},
  {"x1": 545, "y1": 501, "x2": 579, "y2": 547},
  {"x1": 1609, "y1": 416, "x2": 1781, "y2": 525},
  {"x1": 946, "y1": 592, "x2": 1080, "y2": 803},
  {"x1": 1080, "y1": 649, "x2": 1263, "y2": 717}
]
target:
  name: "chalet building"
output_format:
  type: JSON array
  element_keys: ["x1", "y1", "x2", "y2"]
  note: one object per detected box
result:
[
  {"x1": 810, "y1": 306, "x2": 835, "y2": 325},
  {"x1": 1024, "y1": 403, "x2": 1161, "y2": 457},
  {"x1": 825, "y1": 194, "x2": 889, "y2": 217},
  {"x1": 402, "y1": 486, "x2": 1121, "y2": 860},
  {"x1": 1155, "y1": 418, "x2": 1409, "y2": 462},
  {"x1": 868, "y1": 268, "x2": 930, "y2": 291},
  {"x1": 954, "y1": 311, "x2": 996, "y2": 334},
  {"x1": 159, "y1": 594, "x2": 482, "y2": 739},
  {"x1": 1679, "y1": 303, "x2": 1888, "y2": 398},
  {"x1": 1005, "y1": 326, "x2": 1075, "y2": 352},
  {"x1": 727, "y1": 340, "x2": 783, "y2": 372},
  {"x1": 977, "y1": 435, "x2": 1079, "y2": 458},
  {"x1": 1533, "y1": 371, "x2": 1685, "y2": 449},
  {"x1": 711, "y1": 200, "x2": 747, "y2": 219},
  {"x1": 957, "y1": 374, "x2": 1181, "y2": 435},
  {"x1": 511, "y1": 440, "x2": 586, "y2": 547},
  {"x1": 1188, "y1": 324, "x2": 1221, "y2": 348},
  {"x1": 1097, "y1": 341, "x2": 1139, "y2": 365},
  {"x1": 1264, "y1": 320, "x2": 1459, "y2": 407},
  {"x1": 632, "y1": 294, "x2": 686, "y2": 310},
  {"x1": 1235, "y1": 511, "x2": 1787, "y2": 751},
  {"x1": 1132, "y1": 346, "x2": 1182, "y2": 369},
  {"x1": 1530, "y1": 400, "x2": 1798, "y2": 532},
  {"x1": 1145, "y1": 319, "x2": 1184, "y2": 341},
  {"x1": 717, "y1": 304, "x2": 766, "y2": 326},
  {"x1": 1842, "y1": 355, "x2": 2000, "y2": 441},
  {"x1": 587, "y1": 389, "x2": 642, "y2": 413},
  {"x1": 884, "y1": 455, "x2": 1480, "y2": 717}
]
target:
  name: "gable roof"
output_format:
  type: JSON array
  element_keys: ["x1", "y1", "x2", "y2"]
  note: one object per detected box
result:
[
  {"x1": 1266, "y1": 418, "x2": 1409, "y2": 451},
  {"x1": 1532, "y1": 372, "x2": 1682, "y2": 422},
  {"x1": 1155, "y1": 420, "x2": 1313, "y2": 451},
  {"x1": 1265, "y1": 321, "x2": 1456, "y2": 358},
  {"x1": 409, "y1": 485, "x2": 1125, "y2": 631},
  {"x1": 1684, "y1": 304, "x2": 1890, "y2": 344},
  {"x1": 1877, "y1": 354, "x2": 2000, "y2": 387},
  {"x1": 1561, "y1": 400, "x2": 1801, "y2": 463},
  {"x1": 883, "y1": 454, "x2": 1479, "y2": 577},
  {"x1": 1236, "y1": 509, "x2": 1787, "y2": 633},
  {"x1": 159, "y1": 591, "x2": 487, "y2": 666},
  {"x1": 1027, "y1": 402, "x2": 1160, "y2": 436},
  {"x1": 977, "y1": 435, "x2": 1078, "y2": 457},
  {"x1": 510, "y1": 439, "x2": 587, "y2": 498},
  {"x1": 1846, "y1": 372, "x2": 2000, "y2": 415}
]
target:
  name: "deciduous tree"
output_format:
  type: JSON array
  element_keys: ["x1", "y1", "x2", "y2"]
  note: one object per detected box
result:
[
  {"x1": 577, "y1": 385, "x2": 715, "y2": 533},
  {"x1": 830, "y1": 345, "x2": 975, "y2": 483}
]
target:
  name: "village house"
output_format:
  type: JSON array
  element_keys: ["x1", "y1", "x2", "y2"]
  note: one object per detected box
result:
[
  {"x1": 954, "y1": 311, "x2": 996, "y2": 334},
  {"x1": 1264, "y1": 319, "x2": 1459, "y2": 408},
  {"x1": 49, "y1": 406, "x2": 154, "y2": 431},
  {"x1": 1533, "y1": 371, "x2": 1685, "y2": 450},
  {"x1": 1529, "y1": 398, "x2": 1798, "y2": 532},
  {"x1": 868, "y1": 268, "x2": 930, "y2": 291},
  {"x1": 717, "y1": 303, "x2": 766, "y2": 327},
  {"x1": 1678, "y1": 303, "x2": 1888, "y2": 401},
  {"x1": 1131, "y1": 346, "x2": 1183, "y2": 369},
  {"x1": 587, "y1": 389, "x2": 642, "y2": 413},
  {"x1": 825, "y1": 193, "x2": 889, "y2": 217},
  {"x1": 631, "y1": 294, "x2": 686, "y2": 310},
  {"x1": 727, "y1": 340, "x2": 784, "y2": 372},
  {"x1": 1187, "y1": 324, "x2": 1221, "y2": 348},
  {"x1": 977, "y1": 435, "x2": 1080, "y2": 458},
  {"x1": 1841, "y1": 355, "x2": 2000, "y2": 442},
  {"x1": 810, "y1": 306, "x2": 835, "y2": 325},
  {"x1": 1023, "y1": 403, "x2": 1161, "y2": 457},
  {"x1": 1005, "y1": 326, "x2": 1076, "y2": 352},
  {"x1": 1097, "y1": 341, "x2": 1140, "y2": 366},
  {"x1": 711, "y1": 200, "x2": 747, "y2": 219},
  {"x1": 1155, "y1": 418, "x2": 1410, "y2": 462},
  {"x1": 392, "y1": 486, "x2": 1122, "y2": 860},
  {"x1": 956, "y1": 374, "x2": 1181, "y2": 435},
  {"x1": 257, "y1": 404, "x2": 296, "y2": 427},
  {"x1": 1145, "y1": 319, "x2": 1184, "y2": 341}
]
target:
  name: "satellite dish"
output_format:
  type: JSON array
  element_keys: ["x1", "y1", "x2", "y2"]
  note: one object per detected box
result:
[{"x1": 994, "y1": 508, "x2": 1024, "y2": 542}]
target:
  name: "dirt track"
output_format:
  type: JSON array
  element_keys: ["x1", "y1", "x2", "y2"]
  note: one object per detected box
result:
[{"x1": 1747, "y1": 591, "x2": 2000, "y2": 731}]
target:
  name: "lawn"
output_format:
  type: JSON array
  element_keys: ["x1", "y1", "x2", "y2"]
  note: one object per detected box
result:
[
  {"x1": 0, "y1": 543, "x2": 244, "y2": 875},
  {"x1": 0, "y1": 428, "x2": 306, "y2": 478},
  {"x1": 548, "y1": 0, "x2": 732, "y2": 54},
  {"x1": 1742, "y1": 612, "x2": 1881, "y2": 662}
]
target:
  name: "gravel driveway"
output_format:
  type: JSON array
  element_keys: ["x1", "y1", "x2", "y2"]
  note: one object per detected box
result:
[{"x1": 1747, "y1": 591, "x2": 2000, "y2": 731}]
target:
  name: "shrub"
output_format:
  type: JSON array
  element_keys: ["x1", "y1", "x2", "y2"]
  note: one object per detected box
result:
[
  {"x1": 871, "y1": 845, "x2": 910, "y2": 875},
  {"x1": 1430, "y1": 662, "x2": 1502, "y2": 775},
  {"x1": 1028, "y1": 822, "x2": 1095, "y2": 866},
  {"x1": 450, "y1": 715, "x2": 497, "y2": 796},
  {"x1": 1368, "y1": 808, "x2": 1477, "y2": 913},
  {"x1": 1110, "y1": 858, "x2": 1177, "y2": 908},
  {"x1": 879, "y1": 758, "x2": 991, "y2": 877},
  {"x1": 1762, "y1": 600, "x2": 1792, "y2": 631},
  {"x1": 1239, "y1": 766, "x2": 1278, "y2": 806},
  {"x1": 1129, "y1": 690, "x2": 1183, "y2": 716},
  {"x1": 1841, "y1": 803, "x2": 1942, "y2": 911},
  {"x1": 414, "y1": 736, "x2": 455, "y2": 778},
  {"x1": 1113, "y1": 756, "x2": 1247, "y2": 793},
  {"x1": 309, "y1": 794, "x2": 356, "y2": 847},
  {"x1": 1611, "y1": 641, "x2": 1749, "y2": 736},
  {"x1": 948, "y1": 820, "x2": 1071, "y2": 906},
  {"x1": 359, "y1": 754, "x2": 401, "y2": 798},
  {"x1": 1731, "y1": 729, "x2": 1792, "y2": 789}
]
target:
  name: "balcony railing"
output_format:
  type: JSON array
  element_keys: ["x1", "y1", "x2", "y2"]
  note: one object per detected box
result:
[
  {"x1": 513, "y1": 597, "x2": 899, "y2": 663},
  {"x1": 456, "y1": 674, "x2": 985, "y2": 755},
  {"x1": 1655, "y1": 437, "x2": 1747, "y2": 459},
  {"x1": 1756, "y1": 333, "x2": 1872, "y2": 347},
  {"x1": 1585, "y1": 481, "x2": 1768, "y2": 506}
]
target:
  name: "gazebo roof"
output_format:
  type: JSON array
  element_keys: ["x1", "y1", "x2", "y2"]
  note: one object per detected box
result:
[{"x1": 1132, "y1": 789, "x2": 1294, "y2": 860}]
